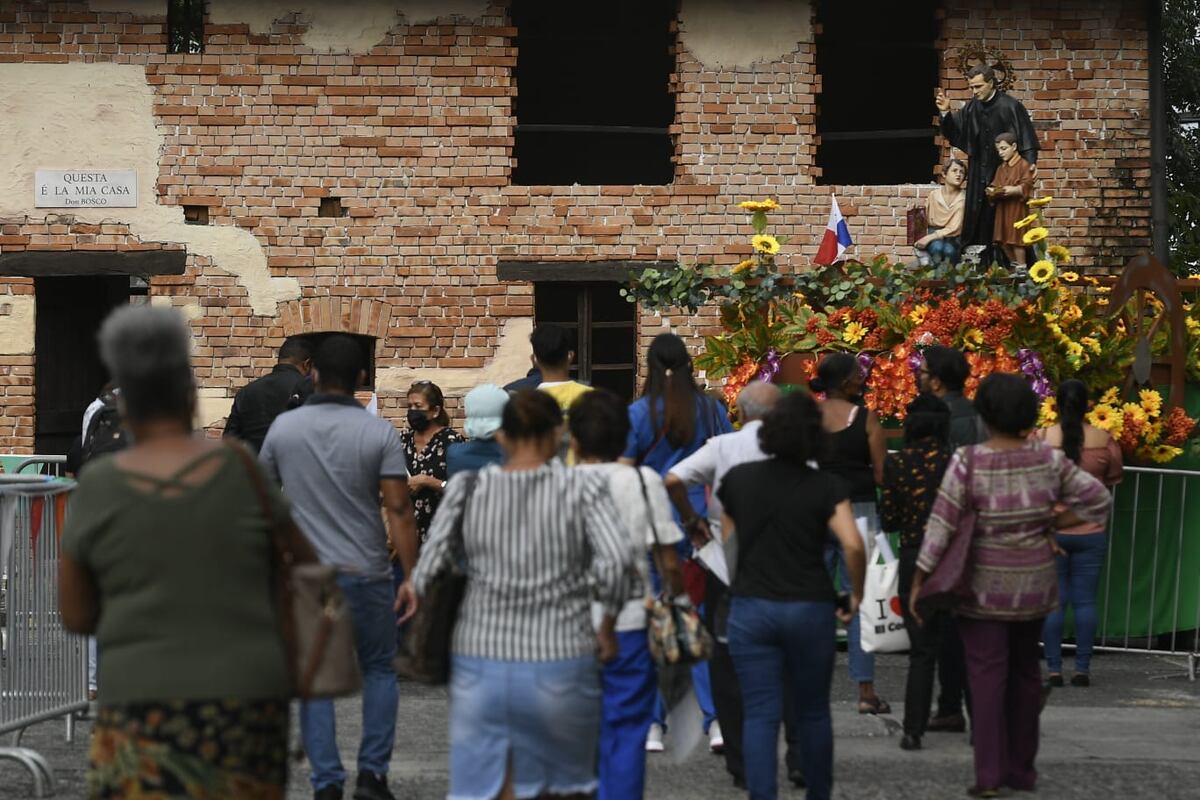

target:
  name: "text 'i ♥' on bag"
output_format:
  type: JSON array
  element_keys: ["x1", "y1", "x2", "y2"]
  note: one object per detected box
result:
[{"x1": 860, "y1": 532, "x2": 910, "y2": 654}]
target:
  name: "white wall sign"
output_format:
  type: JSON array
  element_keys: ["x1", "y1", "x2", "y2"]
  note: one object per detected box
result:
[{"x1": 34, "y1": 169, "x2": 137, "y2": 208}]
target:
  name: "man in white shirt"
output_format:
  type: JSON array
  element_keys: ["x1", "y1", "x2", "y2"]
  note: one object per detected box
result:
[{"x1": 665, "y1": 382, "x2": 808, "y2": 789}]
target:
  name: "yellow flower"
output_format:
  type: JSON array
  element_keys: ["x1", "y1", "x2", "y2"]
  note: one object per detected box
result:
[
  {"x1": 1065, "y1": 341, "x2": 1084, "y2": 358},
  {"x1": 751, "y1": 234, "x2": 781, "y2": 255},
  {"x1": 1097, "y1": 297, "x2": 1110, "y2": 307},
  {"x1": 1081, "y1": 336, "x2": 1102, "y2": 355},
  {"x1": 1038, "y1": 396, "x2": 1058, "y2": 427},
  {"x1": 1145, "y1": 421, "x2": 1164, "y2": 444},
  {"x1": 1013, "y1": 213, "x2": 1039, "y2": 230},
  {"x1": 739, "y1": 198, "x2": 780, "y2": 212},
  {"x1": 1028, "y1": 259, "x2": 1056, "y2": 284},
  {"x1": 1186, "y1": 317, "x2": 1200, "y2": 335},
  {"x1": 1022, "y1": 227, "x2": 1049, "y2": 245},
  {"x1": 1123, "y1": 402, "x2": 1148, "y2": 425},
  {"x1": 1087, "y1": 404, "x2": 1122, "y2": 436},
  {"x1": 1048, "y1": 244, "x2": 1072, "y2": 263},
  {"x1": 1048, "y1": 322, "x2": 1064, "y2": 338},
  {"x1": 1099, "y1": 387, "x2": 1120, "y2": 405},
  {"x1": 1060, "y1": 271, "x2": 1080, "y2": 282},
  {"x1": 1148, "y1": 444, "x2": 1183, "y2": 464},
  {"x1": 732, "y1": 258, "x2": 755, "y2": 274},
  {"x1": 842, "y1": 322, "x2": 868, "y2": 345},
  {"x1": 1027, "y1": 196, "x2": 1054, "y2": 207},
  {"x1": 1139, "y1": 389, "x2": 1163, "y2": 418},
  {"x1": 1043, "y1": 311, "x2": 1059, "y2": 323},
  {"x1": 962, "y1": 327, "x2": 984, "y2": 350},
  {"x1": 1062, "y1": 304, "x2": 1082, "y2": 323},
  {"x1": 908, "y1": 304, "x2": 930, "y2": 325}
]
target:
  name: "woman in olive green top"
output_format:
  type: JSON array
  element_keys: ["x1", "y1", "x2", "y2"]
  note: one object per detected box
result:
[{"x1": 59, "y1": 306, "x2": 315, "y2": 799}]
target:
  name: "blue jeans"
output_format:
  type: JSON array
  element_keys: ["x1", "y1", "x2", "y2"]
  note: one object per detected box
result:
[
  {"x1": 301, "y1": 575, "x2": 399, "y2": 791},
  {"x1": 1042, "y1": 532, "x2": 1107, "y2": 674},
  {"x1": 728, "y1": 597, "x2": 836, "y2": 800},
  {"x1": 599, "y1": 630, "x2": 657, "y2": 800},
  {"x1": 928, "y1": 237, "x2": 960, "y2": 265},
  {"x1": 825, "y1": 541, "x2": 874, "y2": 684}
]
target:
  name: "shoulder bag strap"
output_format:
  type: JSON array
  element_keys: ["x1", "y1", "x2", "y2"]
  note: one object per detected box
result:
[
  {"x1": 225, "y1": 440, "x2": 299, "y2": 688},
  {"x1": 451, "y1": 471, "x2": 479, "y2": 567}
]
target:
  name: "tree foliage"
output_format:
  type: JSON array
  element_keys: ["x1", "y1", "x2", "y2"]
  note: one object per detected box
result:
[{"x1": 1165, "y1": 0, "x2": 1200, "y2": 273}]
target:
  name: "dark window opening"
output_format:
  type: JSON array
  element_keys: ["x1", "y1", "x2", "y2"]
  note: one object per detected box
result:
[
  {"x1": 318, "y1": 197, "x2": 346, "y2": 218},
  {"x1": 167, "y1": 0, "x2": 205, "y2": 54},
  {"x1": 815, "y1": 0, "x2": 938, "y2": 185},
  {"x1": 534, "y1": 282, "x2": 637, "y2": 401},
  {"x1": 300, "y1": 332, "x2": 376, "y2": 390},
  {"x1": 183, "y1": 205, "x2": 209, "y2": 225},
  {"x1": 511, "y1": 1, "x2": 675, "y2": 186}
]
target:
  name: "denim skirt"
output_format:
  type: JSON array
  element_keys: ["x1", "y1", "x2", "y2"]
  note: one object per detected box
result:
[{"x1": 448, "y1": 654, "x2": 602, "y2": 800}]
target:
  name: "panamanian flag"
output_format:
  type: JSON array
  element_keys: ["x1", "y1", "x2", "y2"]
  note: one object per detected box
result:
[{"x1": 814, "y1": 194, "x2": 853, "y2": 265}]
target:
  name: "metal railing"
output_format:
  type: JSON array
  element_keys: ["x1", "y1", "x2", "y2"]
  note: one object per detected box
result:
[
  {"x1": 0, "y1": 477, "x2": 82, "y2": 797},
  {"x1": 1093, "y1": 466, "x2": 1200, "y2": 680},
  {"x1": 0, "y1": 456, "x2": 67, "y2": 478}
]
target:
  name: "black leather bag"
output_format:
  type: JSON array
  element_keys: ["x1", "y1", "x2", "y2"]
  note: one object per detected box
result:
[{"x1": 393, "y1": 473, "x2": 477, "y2": 685}]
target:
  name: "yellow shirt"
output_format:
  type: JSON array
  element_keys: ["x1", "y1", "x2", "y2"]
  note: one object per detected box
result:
[{"x1": 538, "y1": 381, "x2": 593, "y2": 413}]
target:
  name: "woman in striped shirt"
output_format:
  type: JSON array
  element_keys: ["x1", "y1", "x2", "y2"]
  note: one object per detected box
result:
[{"x1": 410, "y1": 390, "x2": 634, "y2": 800}]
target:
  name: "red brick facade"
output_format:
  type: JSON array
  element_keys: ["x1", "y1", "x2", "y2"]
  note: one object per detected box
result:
[{"x1": 0, "y1": 0, "x2": 1152, "y2": 451}]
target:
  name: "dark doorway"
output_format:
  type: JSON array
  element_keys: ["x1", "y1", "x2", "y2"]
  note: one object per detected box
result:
[
  {"x1": 534, "y1": 282, "x2": 637, "y2": 400},
  {"x1": 34, "y1": 276, "x2": 130, "y2": 454},
  {"x1": 511, "y1": 0, "x2": 676, "y2": 185}
]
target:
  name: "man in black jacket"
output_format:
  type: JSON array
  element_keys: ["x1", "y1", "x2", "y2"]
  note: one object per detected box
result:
[{"x1": 223, "y1": 336, "x2": 313, "y2": 452}]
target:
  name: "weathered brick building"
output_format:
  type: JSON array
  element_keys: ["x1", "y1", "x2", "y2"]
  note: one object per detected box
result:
[{"x1": 0, "y1": 0, "x2": 1155, "y2": 452}]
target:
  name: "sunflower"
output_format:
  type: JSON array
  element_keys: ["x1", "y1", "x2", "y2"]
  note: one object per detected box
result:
[
  {"x1": 1099, "y1": 387, "x2": 1120, "y2": 405},
  {"x1": 1062, "y1": 304, "x2": 1082, "y2": 323},
  {"x1": 1038, "y1": 396, "x2": 1058, "y2": 427},
  {"x1": 1013, "y1": 213, "x2": 1039, "y2": 230},
  {"x1": 1139, "y1": 388, "x2": 1163, "y2": 418},
  {"x1": 1186, "y1": 317, "x2": 1200, "y2": 335},
  {"x1": 1123, "y1": 402, "x2": 1148, "y2": 425},
  {"x1": 1145, "y1": 420, "x2": 1164, "y2": 444},
  {"x1": 751, "y1": 234, "x2": 781, "y2": 255},
  {"x1": 962, "y1": 327, "x2": 984, "y2": 350},
  {"x1": 1048, "y1": 244, "x2": 1072, "y2": 263},
  {"x1": 1060, "y1": 270, "x2": 1080, "y2": 282},
  {"x1": 1028, "y1": 259, "x2": 1056, "y2": 284},
  {"x1": 1027, "y1": 196, "x2": 1054, "y2": 207},
  {"x1": 1148, "y1": 444, "x2": 1184, "y2": 464},
  {"x1": 842, "y1": 321, "x2": 868, "y2": 345},
  {"x1": 908, "y1": 304, "x2": 930, "y2": 325},
  {"x1": 732, "y1": 258, "x2": 756, "y2": 274},
  {"x1": 1022, "y1": 227, "x2": 1049, "y2": 245},
  {"x1": 1087, "y1": 403, "x2": 1122, "y2": 435},
  {"x1": 1065, "y1": 341, "x2": 1084, "y2": 359},
  {"x1": 1081, "y1": 336, "x2": 1102, "y2": 355},
  {"x1": 738, "y1": 198, "x2": 780, "y2": 212}
]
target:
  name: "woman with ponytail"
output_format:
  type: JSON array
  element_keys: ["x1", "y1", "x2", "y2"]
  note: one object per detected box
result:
[
  {"x1": 621, "y1": 332, "x2": 733, "y2": 754},
  {"x1": 811, "y1": 352, "x2": 890, "y2": 715},
  {"x1": 1036, "y1": 379, "x2": 1123, "y2": 687}
]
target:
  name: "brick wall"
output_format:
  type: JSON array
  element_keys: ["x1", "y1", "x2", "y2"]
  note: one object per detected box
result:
[{"x1": 0, "y1": 0, "x2": 1152, "y2": 452}]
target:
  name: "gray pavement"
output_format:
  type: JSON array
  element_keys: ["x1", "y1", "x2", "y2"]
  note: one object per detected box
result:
[{"x1": 3, "y1": 650, "x2": 1198, "y2": 799}]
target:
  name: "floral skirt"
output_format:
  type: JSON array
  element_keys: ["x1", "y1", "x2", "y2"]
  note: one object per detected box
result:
[{"x1": 88, "y1": 698, "x2": 288, "y2": 799}]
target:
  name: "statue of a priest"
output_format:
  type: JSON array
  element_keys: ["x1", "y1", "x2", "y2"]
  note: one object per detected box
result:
[{"x1": 936, "y1": 65, "x2": 1039, "y2": 249}]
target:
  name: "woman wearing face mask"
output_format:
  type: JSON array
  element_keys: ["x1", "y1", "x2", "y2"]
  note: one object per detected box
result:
[
  {"x1": 401, "y1": 381, "x2": 463, "y2": 547},
  {"x1": 812, "y1": 352, "x2": 890, "y2": 716}
]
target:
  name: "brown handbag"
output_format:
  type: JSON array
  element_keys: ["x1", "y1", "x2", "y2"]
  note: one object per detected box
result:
[
  {"x1": 906, "y1": 206, "x2": 928, "y2": 246},
  {"x1": 228, "y1": 442, "x2": 362, "y2": 700}
]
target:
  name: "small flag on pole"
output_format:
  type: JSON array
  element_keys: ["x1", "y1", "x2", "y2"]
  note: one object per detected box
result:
[{"x1": 814, "y1": 194, "x2": 853, "y2": 265}]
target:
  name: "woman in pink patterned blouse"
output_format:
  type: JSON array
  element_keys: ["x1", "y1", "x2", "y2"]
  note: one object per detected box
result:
[{"x1": 908, "y1": 374, "x2": 1111, "y2": 798}]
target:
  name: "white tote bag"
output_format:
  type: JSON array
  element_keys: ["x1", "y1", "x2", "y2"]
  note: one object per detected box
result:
[{"x1": 859, "y1": 533, "x2": 910, "y2": 654}]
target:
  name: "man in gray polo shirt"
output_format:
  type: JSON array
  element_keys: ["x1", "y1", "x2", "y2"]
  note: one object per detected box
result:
[{"x1": 260, "y1": 335, "x2": 417, "y2": 800}]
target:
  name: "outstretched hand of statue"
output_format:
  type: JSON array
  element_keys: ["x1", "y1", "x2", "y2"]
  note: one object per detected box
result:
[{"x1": 935, "y1": 87, "x2": 951, "y2": 114}]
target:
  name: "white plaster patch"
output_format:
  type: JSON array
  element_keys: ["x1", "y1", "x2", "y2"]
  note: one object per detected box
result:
[
  {"x1": 0, "y1": 296, "x2": 35, "y2": 355},
  {"x1": 679, "y1": 0, "x2": 812, "y2": 69},
  {"x1": 88, "y1": 0, "x2": 163, "y2": 17},
  {"x1": 195, "y1": 386, "x2": 233, "y2": 430},
  {"x1": 0, "y1": 63, "x2": 299, "y2": 317},
  {"x1": 375, "y1": 317, "x2": 532, "y2": 397},
  {"x1": 150, "y1": 294, "x2": 203, "y2": 321},
  {"x1": 207, "y1": 1, "x2": 489, "y2": 53}
]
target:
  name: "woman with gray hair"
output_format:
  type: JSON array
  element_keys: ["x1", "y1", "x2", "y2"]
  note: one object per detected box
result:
[{"x1": 58, "y1": 305, "x2": 315, "y2": 799}]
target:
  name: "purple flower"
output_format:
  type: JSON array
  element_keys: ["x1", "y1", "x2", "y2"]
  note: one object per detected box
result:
[
  {"x1": 1017, "y1": 349, "x2": 1054, "y2": 398},
  {"x1": 857, "y1": 352, "x2": 875, "y2": 382},
  {"x1": 756, "y1": 347, "x2": 782, "y2": 383}
]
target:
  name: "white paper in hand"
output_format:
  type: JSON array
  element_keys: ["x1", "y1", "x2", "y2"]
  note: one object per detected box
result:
[{"x1": 695, "y1": 537, "x2": 730, "y2": 586}]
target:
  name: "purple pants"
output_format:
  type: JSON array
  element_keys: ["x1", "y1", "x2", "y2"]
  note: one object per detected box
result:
[{"x1": 958, "y1": 617, "x2": 1044, "y2": 791}]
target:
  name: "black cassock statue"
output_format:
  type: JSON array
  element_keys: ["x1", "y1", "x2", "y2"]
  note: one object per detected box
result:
[{"x1": 936, "y1": 65, "x2": 1039, "y2": 249}]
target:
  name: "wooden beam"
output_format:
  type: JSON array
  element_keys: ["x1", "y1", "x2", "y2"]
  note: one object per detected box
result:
[
  {"x1": 0, "y1": 249, "x2": 187, "y2": 277},
  {"x1": 497, "y1": 260, "x2": 674, "y2": 283}
]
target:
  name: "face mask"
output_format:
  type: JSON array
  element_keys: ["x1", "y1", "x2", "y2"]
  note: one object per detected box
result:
[{"x1": 407, "y1": 408, "x2": 432, "y2": 432}]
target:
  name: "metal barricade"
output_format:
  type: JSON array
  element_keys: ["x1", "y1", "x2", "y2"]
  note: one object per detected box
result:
[
  {"x1": 1093, "y1": 466, "x2": 1200, "y2": 681},
  {"x1": 0, "y1": 477, "x2": 83, "y2": 797},
  {"x1": 0, "y1": 455, "x2": 66, "y2": 478}
]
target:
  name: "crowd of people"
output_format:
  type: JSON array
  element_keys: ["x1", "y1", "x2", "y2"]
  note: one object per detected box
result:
[{"x1": 58, "y1": 304, "x2": 1116, "y2": 800}]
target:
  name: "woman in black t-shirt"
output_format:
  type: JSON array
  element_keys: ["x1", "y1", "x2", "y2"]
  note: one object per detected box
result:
[{"x1": 718, "y1": 391, "x2": 866, "y2": 800}]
